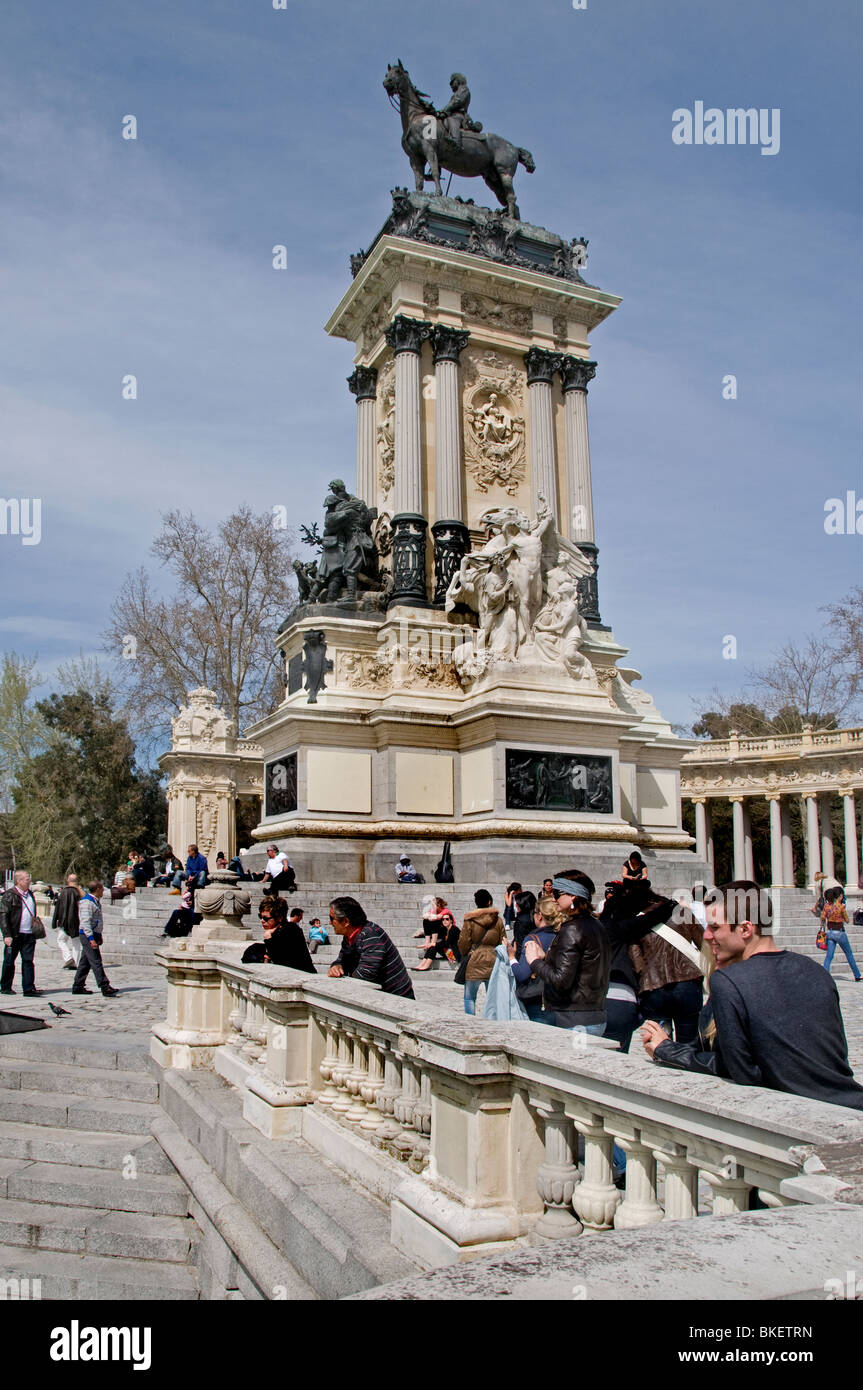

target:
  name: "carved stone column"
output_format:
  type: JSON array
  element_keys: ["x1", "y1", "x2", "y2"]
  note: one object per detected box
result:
[
  {"x1": 743, "y1": 802, "x2": 755, "y2": 880},
  {"x1": 692, "y1": 797, "x2": 708, "y2": 863},
  {"x1": 730, "y1": 796, "x2": 746, "y2": 880},
  {"x1": 559, "y1": 355, "x2": 601, "y2": 625},
  {"x1": 767, "y1": 794, "x2": 785, "y2": 888},
  {"x1": 570, "y1": 1112, "x2": 620, "y2": 1231},
  {"x1": 532, "y1": 1100, "x2": 582, "y2": 1238},
  {"x1": 347, "y1": 366, "x2": 378, "y2": 505},
  {"x1": 805, "y1": 794, "x2": 822, "y2": 887},
  {"x1": 819, "y1": 795, "x2": 836, "y2": 879},
  {"x1": 386, "y1": 315, "x2": 433, "y2": 607},
  {"x1": 657, "y1": 1145, "x2": 699, "y2": 1221},
  {"x1": 524, "y1": 347, "x2": 561, "y2": 523},
  {"x1": 613, "y1": 1135, "x2": 664, "y2": 1230},
  {"x1": 430, "y1": 325, "x2": 470, "y2": 606},
  {"x1": 781, "y1": 799, "x2": 795, "y2": 885},
  {"x1": 842, "y1": 791, "x2": 860, "y2": 892}
]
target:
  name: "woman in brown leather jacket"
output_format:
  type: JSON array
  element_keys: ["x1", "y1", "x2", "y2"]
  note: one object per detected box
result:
[{"x1": 458, "y1": 889, "x2": 505, "y2": 1015}]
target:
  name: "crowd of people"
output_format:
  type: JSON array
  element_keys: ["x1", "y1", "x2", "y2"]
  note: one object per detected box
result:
[{"x1": 4, "y1": 840, "x2": 862, "y2": 1115}]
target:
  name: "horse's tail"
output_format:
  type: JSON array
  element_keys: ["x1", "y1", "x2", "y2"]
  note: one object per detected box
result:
[{"x1": 518, "y1": 147, "x2": 536, "y2": 173}]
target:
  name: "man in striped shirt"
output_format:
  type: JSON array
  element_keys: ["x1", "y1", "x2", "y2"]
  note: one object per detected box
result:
[{"x1": 328, "y1": 897, "x2": 415, "y2": 999}]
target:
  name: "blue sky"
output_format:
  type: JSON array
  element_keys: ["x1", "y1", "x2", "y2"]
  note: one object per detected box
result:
[{"x1": 1, "y1": 0, "x2": 861, "y2": 731}]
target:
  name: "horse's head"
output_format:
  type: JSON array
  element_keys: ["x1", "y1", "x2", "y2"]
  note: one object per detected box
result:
[{"x1": 383, "y1": 61, "x2": 407, "y2": 99}]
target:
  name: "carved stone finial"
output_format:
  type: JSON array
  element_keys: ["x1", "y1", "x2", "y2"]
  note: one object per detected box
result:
[
  {"x1": 524, "y1": 347, "x2": 561, "y2": 386},
  {"x1": 430, "y1": 325, "x2": 470, "y2": 365},
  {"x1": 347, "y1": 365, "x2": 378, "y2": 401},
  {"x1": 559, "y1": 356, "x2": 597, "y2": 394},
  {"x1": 385, "y1": 315, "x2": 433, "y2": 356}
]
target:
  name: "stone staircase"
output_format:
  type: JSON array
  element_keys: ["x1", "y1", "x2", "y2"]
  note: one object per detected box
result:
[
  {"x1": 0, "y1": 1030, "x2": 200, "y2": 1298},
  {"x1": 774, "y1": 888, "x2": 863, "y2": 968}
]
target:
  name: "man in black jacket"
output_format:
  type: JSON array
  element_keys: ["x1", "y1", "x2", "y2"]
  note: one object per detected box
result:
[
  {"x1": 0, "y1": 870, "x2": 41, "y2": 996},
  {"x1": 51, "y1": 872, "x2": 82, "y2": 972}
]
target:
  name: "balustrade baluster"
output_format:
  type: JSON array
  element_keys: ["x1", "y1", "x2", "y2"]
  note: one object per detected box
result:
[
  {"x1": 532, "y1": 1100, "x2": 582, "y2": 1237},
  {"x1": 657, "y1": 1145, "x2": 699, "y2": 1221},
  {"x1": 373, "y1": 1041, "x2": 403, "y2": 1150},
  {"x1": 359, "y1": 1036, "x2": 385, "y2": 1132},
  {"x1": 317, "y1": 1018, "x2": 341, "y2": 1106},
  {"x1": 408, "y1": 1071, "x2": 432, "y2": 1172},
  {"x1": 391, "y1": 1057, "x2": 419, "y2": 1162},
  {"x1": 345, "y1": 1033, "x2": 370, "y2": 1124},
  {"x1": 330, "y1": 1026, "x2": 353, "y2": 1116},
  {"x1": 570, "y1": 1112, "x2": 621, "y2": 1231},
  {"x1": 613, "y1": 1133, "x2": 663, "y2": 1229}
]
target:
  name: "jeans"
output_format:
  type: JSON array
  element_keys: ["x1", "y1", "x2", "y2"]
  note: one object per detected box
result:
[
  {"x1": 536, "y1": 1014, "x2": 606, "y2": 1034},
  {"x1": 640, "y1": 979, "x2": 704, "y2": 1044},
  {"x1": 73, "y1": 937, "x2": 111, "y2": 992},
  {"x1": 1, "y1": 934, "x2": 36, "y2": 992},
  {"x1": 823, "y1": 930, "x2": 862, "y2": 979},
  {"x1": 464, "y1": 979, "x2": 487, "y2": 1015},
  {"x1": 172, "y1": 871, "x2": 207, "y2": 890},
  {"x1": 604, "y1": 998, "x2": 641, "y2": 1054}
]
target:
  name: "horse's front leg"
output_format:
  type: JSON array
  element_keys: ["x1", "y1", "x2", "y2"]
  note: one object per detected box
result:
[
  {"x1": 422, "y1": 141, "x2": 443, "y2": 196},
  {"x1": 411, "y1": 156, "x2": 426, "y2": 192}
]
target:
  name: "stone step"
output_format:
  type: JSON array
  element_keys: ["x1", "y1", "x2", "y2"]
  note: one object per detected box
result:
[
  {"x1": 0, "y1": 1196, "x2": 193, "y2": 1262},
  {"x1": 0, "y1": 1122, "x2": 174, "y2": 1173},
  {"x1": 6, "y1": 1161, "x2": 189, "y2": 1217},
  {"x1": 0, "y1": 1240, "x2": 198, "y2": 1299},
  {"x1": 0, "y1": 1089, "x2": 158, "y2": 1136},
  {"x1": 0, "y1": 1034, "x2": 151, "y2": 1073},
  {"x1": 0, "y1": 1060, "x2": 158, "y2": 1103}
]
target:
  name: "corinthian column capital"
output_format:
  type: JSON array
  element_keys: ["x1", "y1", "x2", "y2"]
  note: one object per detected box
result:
[
  {"x1": 524, "y1": 346, "x2": 562, "y2": 386},
  {"x1": 559, "y1": 356, "x2": 597, "y2": 394},
  {"x1": 385, "y1": 315, "x2": 433, "y2": 355},
  {"x1": 347, "y1": 365, "x2": 378, "y2": 401},
  {"x1": 430, "y1": 325, "x2": 469, "y2": 364}
]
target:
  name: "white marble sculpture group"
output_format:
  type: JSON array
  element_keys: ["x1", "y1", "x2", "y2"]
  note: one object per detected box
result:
[{"x1": 445, "y1": 498, "x2": 595, "y2": 682}]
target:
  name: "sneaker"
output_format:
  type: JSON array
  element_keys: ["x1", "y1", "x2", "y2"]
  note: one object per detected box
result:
[
  {"x1": 101, "y1": 987, "x2": 119, "y2": 997},
  {"x1": 71, "y1": 988, "x2": 93, "y2": 995},
  {"x1": 22, "y1": 990, "x2": 42, "y2": 997}
]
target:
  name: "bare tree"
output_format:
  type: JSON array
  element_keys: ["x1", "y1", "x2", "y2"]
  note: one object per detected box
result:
[
  {"x1": 104, "y1": 507, "x2": 297, "y2": 751},
  {"x1": 823, "y1": 585, "x2": 863, "y2": 709}
]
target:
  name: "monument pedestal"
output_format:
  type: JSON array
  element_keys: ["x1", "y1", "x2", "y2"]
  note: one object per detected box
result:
[{"x1": 245, "y1": 192, "x2": 704, "y2": 885}]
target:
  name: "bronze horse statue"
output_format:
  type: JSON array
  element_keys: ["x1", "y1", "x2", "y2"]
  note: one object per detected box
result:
[{"x1": 383, "y1": 61, "x2": 535, "y2": 221}]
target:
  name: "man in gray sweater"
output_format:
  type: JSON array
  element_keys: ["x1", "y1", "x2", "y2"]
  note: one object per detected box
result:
[
  {"x1": 73, "y1": 881, "x2": 118, "y2": 998},
  {"x1": 702, "y1": 880, "x2": 863, "y2": 1110}
]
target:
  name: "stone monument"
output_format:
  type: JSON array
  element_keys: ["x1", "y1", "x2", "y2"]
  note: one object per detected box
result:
[{"x1": 242, "y1": 66, "x2": 703, "y2": 887}]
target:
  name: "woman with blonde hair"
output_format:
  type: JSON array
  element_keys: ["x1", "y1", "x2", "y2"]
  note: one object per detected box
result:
[
  {"x1": 414, "y1": 895, "x2": 449, "y2": 972},
  {"x1": 508, "y1": 895, "x2": 560, "y2": 1021}
]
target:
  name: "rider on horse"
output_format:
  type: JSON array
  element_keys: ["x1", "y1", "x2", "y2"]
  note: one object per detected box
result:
[{"x1": 437, "y1": 73, "x2": 485, "y2": 150}]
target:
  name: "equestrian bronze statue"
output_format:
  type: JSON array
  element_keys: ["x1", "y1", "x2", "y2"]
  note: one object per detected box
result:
[{"x1": 383, "y1": 61, "x2": 535, "y2": 221}]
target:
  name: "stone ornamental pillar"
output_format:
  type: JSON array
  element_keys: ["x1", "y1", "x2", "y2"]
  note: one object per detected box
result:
[
  {"x1": 842, "y1": 791, "x2": 860, "y2": 892},
  {"x1": 347, "y1": 366, "x2": 378, "y2": 505},
  {"x1": 780, "y1": 799, "x2": 795, "y2": 886},
  {"x1": 559, "y1": 355, "x2": 602, "y2": 624},
  {"x1": 430, "y1": 325, "x2": 470, "y2": 606},
  {"x1": 743, "y1": 802, "x2": 754, "y2": 880},
  {"x1": 524, "y1": 347, "x2": 561, "y2": 523},
  {"x1": 385, "y1": 315, "x2": 433, "y2": 606},
  {"x1": 729, "y1": 797, "x2": 746, "y2": 880},
  {"x1": 819, "y1": 795, "x2": 836, "y2": 879},
  {"x1": 692, "y1": 798, "x2": 708, "y2": 863},
  {"x1": 805, "y1": 794, "x2": 822, "y2": 887},
  {"x1": 766, "y1": 795, "x2": 784, "y2": 887}
]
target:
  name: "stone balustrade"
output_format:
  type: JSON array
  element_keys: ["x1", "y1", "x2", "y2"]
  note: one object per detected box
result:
[{"x1": 152, "y1": 949, "x2": 863, "y2": 1267}]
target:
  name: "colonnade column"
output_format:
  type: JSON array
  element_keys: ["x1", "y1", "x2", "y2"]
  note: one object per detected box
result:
[
  {"x1": 742, "y1": 802, "x2": 755, "y2": 880},
  {"x1": 524, "y1": 347, "x2": 560, "y2": 524},
  {"x1": 559, "y1": 355, "x2": 601, "y2": 624},
  {"x1": 692, "y1": 797, "x2": 708, "y2": 863},
  {"x1": 819, "y1": 795, "x2": 836, "y2": 878},
  {"x1": 804, "y1": 794, "x2": 822, "y2": 888},
  {"x1": 842, "y1": 791, "x2": 860, "y2": 892},
  {"x1": 385, "y1": 315, "x2": 433, "y2": 607},
  {"x1": 780, "y1": 799, "x2": 795, "y2": 886},
  {"x1": 429, "y1": 325, "x2": 470, "y2": 606},
  {"x1": 766, "y1": 795, "x2": 784, "y2": 888},
  {"x1": 729, "y1": 796, "x2": 746, "y2": 880},
  {"x1": 346, "y1": 366, "x2": 378, "y2": 505}
]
